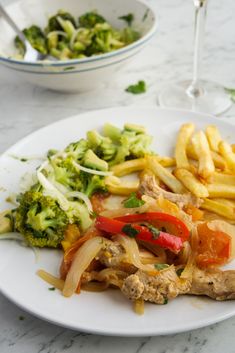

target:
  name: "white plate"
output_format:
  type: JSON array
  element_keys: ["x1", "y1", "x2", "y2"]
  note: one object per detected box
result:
[{"x1": 0, "y1": 107, "x2": 235, "y2": 337}]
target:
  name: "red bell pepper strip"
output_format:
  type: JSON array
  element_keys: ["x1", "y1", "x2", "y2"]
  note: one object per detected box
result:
[
  {"x1": 115, "y1": 212, "x2": 189, "y2": 241},
  {"x1": 95, "y1": 216, "x2": 184, "y2": 253}
]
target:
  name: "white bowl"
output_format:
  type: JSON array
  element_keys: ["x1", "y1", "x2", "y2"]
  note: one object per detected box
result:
[{"x1": 0, "y1": 0, "x2": 157, "y2": 92}]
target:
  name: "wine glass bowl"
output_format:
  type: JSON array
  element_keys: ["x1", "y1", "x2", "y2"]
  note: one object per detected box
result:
[{"x1": 159, "y1": 0, "x2": 232, "y2": 115}]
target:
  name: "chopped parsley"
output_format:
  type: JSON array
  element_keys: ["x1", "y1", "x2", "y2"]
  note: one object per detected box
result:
[
  {"x1": 119, "y1": 13, "x2": 134, "y2": 27},
  {"x1": 125, "y1": 80, "x2": 147, "y2": 94},
  {"x1": 176, "y1": 268, "x2": 184, "y2": 277},
  {"x1": 163, "y1": 297, "x2": 168, "y2": 305},
  {"x1": 47, "y1": 149, "x2": 58, "y2": 158},
  {"x1": 122, "y1": 223, "x2": 139, "y2": 238},
  {"x1": 48, "y1": 287, "x2": 55, "y2": 291},
  {"x1": 147, "y1": 224, "x2": 160, "y2": 239},
  {"x1": 142, "y1": 9, "x2": 149, "y2": 22},
  {"x1": 154, "y1": 263, "x2": 169, "y2": 271},
  {"x1": 123, "y1": 193, "x2": 145, "y2": 208},
  {"x1": 225, "y1": 87, "x2": 235, "y2": 102},
  {"x1": 20, "y1": 158, "x2": 28, "y2": 162},
  {"x1": 18, "y1": 315, "x2": 25, "y2": 321}
]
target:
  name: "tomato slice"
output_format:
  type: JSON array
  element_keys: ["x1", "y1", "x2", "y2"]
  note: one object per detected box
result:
[{"x1": 196, "y1": 222, "x2": 231, "y2": 268}]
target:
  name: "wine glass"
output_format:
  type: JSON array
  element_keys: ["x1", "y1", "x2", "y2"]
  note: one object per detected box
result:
[{"x1": 158, "y1": 0, "x2": 232, "y2": 115}]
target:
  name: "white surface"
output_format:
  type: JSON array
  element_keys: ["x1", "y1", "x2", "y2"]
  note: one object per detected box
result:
[
  {"x1": 1, "y1": 107, "x2": 235, "y2": 337},
  {"x1": 0, "y1": 0, "x2": 235, "y2": 351},
  {"x1": 0, "y1": 0, "x2": 156, "y2": 91}
]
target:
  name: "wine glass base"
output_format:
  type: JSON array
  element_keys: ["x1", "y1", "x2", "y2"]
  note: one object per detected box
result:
[{"x1": 158, "y1": 80, "x2": 232, "y2": 116}]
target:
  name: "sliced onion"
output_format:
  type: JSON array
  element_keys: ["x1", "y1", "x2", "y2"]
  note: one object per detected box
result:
[
  {"x1": 63, "y1": 236, "x2": 105, "y2": 297},
  {"x1": 100, "y1": 202, "x2": 150, "y2": 218},
  {"x1": 37, "y1": 269, "x2": 64, "y2": 290},
  {"x1": 72, "y1": 161, "x2": 113, "y2": 176},
  {"x1": 134, "y1": 299, "x2": 145, "y2": 315},
  {"x1": 0, "y1": 232, "x2": 25, "y2": 242},
  {"x1": 37, "y1": 170, "x2": 70, "y2": 211},
  {"x1": 180, "y1": 226, "x2": 198, "y2": 280},
  {"x1": 69, "y1": 28, "x2": 83, "y2": 49},
  {"x1": 66, "y1": 191, "x2": 93, "y2": 213},
  {"x1": 47, "y1": 31, "x2": 68, "y2": 38},
  {"x1": 114, "y1": 235, "x2": 156, "y2": 273}
]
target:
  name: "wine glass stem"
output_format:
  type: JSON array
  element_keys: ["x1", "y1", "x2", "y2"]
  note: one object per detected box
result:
[{"x1": 187, "y1": 1, "x2": 207, "y2": 98}]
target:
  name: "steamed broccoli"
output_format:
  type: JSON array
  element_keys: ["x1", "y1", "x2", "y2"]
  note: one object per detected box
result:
[
  {"x1": 103, "y1": 123, "x2": 153, "y2": 165},
  {"x1": 15, "y1": 190, "x2": 69, "y2": 248},
  {"x1": 86, "y1": 130, "x2": 117, "y2": 161},
  {"x1": 65, "y1": 138, "x2": 89, "y2": 161},
  {"x1": 78, "y1": 11, "x2": 106, "y2": 28},
  {"x1": 46, "y1": 10, "x2": 77, "y2": 32},
  {"x1": 80, "y1": 172, "x2": 106, "y2": 198},
  {"x1": 50, "y1": 157, "x2": 82, "y2": 191},
  {"x1": 23, "y1": 25, "x2": 48, "y2": 54},
  {"x1": 14, "y1": 36, "x2": 26, "y2": 56},
  {"x1": 14, "y1": 9, "x2": 140, "y2": 60}
]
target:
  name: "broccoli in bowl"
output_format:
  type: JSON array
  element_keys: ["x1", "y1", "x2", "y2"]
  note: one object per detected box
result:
[{"x1": 14, "y1": 9, "x2": 140, "y2": 61}]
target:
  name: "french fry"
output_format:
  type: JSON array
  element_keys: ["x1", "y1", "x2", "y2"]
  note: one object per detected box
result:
[
  {"x1": 175, "y1": 123, "x2": 195, "y2": 168},
  {"x1": 218, "y1": 141, "x2": 235, "y2": 172},
  {"x1": 111, "y1": 158, "x2": 146, "y2": 177},
  {"x1": 174, "y1": 168, "x2": 209, "y2": 197},
  {"x1": 110, "y1": 156, "x2": 175, "y2": 177},
  {"x1": 187, "y1": 144, "x2": 226, "y2": 170},
  {"x1": 146, "y1": 156, "x2": 186, "y2": 194},
  {"x1": 201, "y1": 198, "x2": 235, "y2": 220},
  {"x1": 192, "y1": 131, "x2": 215, "y2": 179},
  {"x1": 232, "y1": 144, "x2": 235, "y2": 153},
  {"x1": 155, "y1": 156, "x2": 176, "y2": 168},
  {"x1": 210, "y1": 172, "x2": 235, "y2": 185},
  {"x1": 205, "y1": 125, "x2": 222, "y2": 152},
  {"x1": 207, "y1": 183, "x2": 235, "y2": 199},
  {"x1": 213, "y1": 198, "x2": 235, "y2": 207},
  {"x1": 105, "y1": 176, "x2": 139, "y2": 195}
]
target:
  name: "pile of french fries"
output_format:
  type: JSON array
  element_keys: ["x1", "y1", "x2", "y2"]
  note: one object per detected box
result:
[{"x1": 104, "y1": 123, "x2": 235, "y2": 222}]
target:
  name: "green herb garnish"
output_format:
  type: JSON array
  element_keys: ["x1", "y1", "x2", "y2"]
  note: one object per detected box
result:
[
  {"x1": 20, "y1": 158, "x2": 28, "y2": 162},
  {"x1": 225, "y1": 88, "x2": 235, "y2": 102},
  {"x1": 122, "y1": 223, "x2": 139, "y2": 238},
  {"x1": 163, "y1": 297, "x2": 168, "y2": 305},
  {"x1": 119, "y1": 13, "x2": 134, "y2": 27},
  {"x1": 47, "y1": 149, "x2": 58, "y2": 158},
  {"x1": 19, "y1": 315, "x2": 25, "y2": 321},
  {"x1": 123, "y1": 192, "x2": 145, "y2": 208},
  {"x1": 147, "y1": 224, "x2": 160, "y2": 239},
  {"x1": 125, "y1": 80, "x2": 147, "y2": 94},
  {"x1": 176, "y1": 268, "x2": 184, "y2": 277},
  {"x1": 48, "y1": 287, "x2": 55, "y2": 291},
  {"x1": 142, "y1": 9, "x2": 149, "y2": 22},
  {"x1": 154, "y1": 263, "x2": 169, "y2": 271}
]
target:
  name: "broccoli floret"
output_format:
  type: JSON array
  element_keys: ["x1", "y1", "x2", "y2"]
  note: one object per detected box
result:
[
  {"x1": 109, "y1": 126, "x2": 152, "y2": 165},
  {"x1": 46, "y1": 10, "x2": 77, "y2": 32},
  {"x1": 80, "y1": 172, "x2": 106, "y2": 197},
  {"x1": 78, "y1": 11, "x2": 106, "y2": 28},
  {"x1": 120, "y1": 27, "x2": 140, "y2": 44},
  {"x1": 65, "y1": 138, "x2": 89, "y2": 161},
  {"x1": 14, "y1": 36, "x2": 26, "y2": 56},
  {"x1": 15, "y1": 190, "x2": 68, "y2": 248},
  {"x1": 50, "y1": 157, "x2": 82, "y2": 191},
  {"x1": 86, "y1": 130, "x2": 117, "y2": 161},
  {"x1": 85, "y1": 23, "x2": 124, "y2": 55},
  {"x1": 22, "y1": 25, "x2": 48, "y2": 54}
]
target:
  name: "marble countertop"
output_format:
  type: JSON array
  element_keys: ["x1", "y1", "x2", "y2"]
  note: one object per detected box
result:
[{"x1": 0, "y1": 0, "x2": 235, "y2": 352}]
